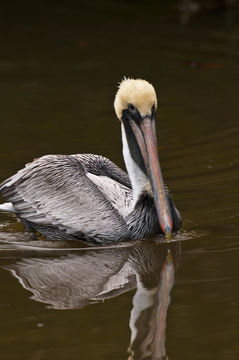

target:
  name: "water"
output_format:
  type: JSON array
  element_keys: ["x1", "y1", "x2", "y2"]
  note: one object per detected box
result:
[{"x1": 0, "y1": 1, "x2": 239, "y2": 359}]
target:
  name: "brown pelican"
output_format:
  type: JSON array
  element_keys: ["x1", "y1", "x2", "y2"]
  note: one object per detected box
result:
[{"x1": 0, "y1": 78, "x2": 181, "y2": 243}]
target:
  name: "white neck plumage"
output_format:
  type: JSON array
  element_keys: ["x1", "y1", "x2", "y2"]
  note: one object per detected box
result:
[{"x1": 121, "y1": 124, "x2": 152, "y2": 206}]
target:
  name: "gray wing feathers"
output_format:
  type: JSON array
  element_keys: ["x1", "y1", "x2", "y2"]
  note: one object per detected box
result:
[
  {"x1": 72, "y1": 154, "x2": 131, "y2": 188},
  {"x1": 0, "y1": 154, "x2": 130, "y2": 241},
  {"x1": 86, "y1": 173, "x2": 133, "y2": 217}
]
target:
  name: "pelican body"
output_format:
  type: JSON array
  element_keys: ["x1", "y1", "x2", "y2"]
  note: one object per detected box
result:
[{"x1": 0, "y1": 79, "x2": 181, "y2": 243}]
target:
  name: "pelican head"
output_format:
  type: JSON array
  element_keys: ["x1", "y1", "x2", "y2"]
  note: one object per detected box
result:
[
  {"x1": 114, "y1": 78, "x2": 173, "y2": 240},
  {"x1": 114, "y1": 78, "x2": 157, "y2": 119}
]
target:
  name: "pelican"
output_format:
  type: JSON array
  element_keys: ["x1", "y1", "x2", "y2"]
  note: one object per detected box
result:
[{"x1": 0, "y1": 78, "x2": 181, "y2": 243}]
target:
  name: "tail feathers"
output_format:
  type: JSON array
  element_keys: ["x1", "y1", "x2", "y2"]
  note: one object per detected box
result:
[{"x1": 0, "y1": 202, "x2": 16, "y2": 213}]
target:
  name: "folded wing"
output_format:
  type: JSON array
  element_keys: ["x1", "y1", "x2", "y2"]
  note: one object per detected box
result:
[{"x1": 0, "y1": 154, "x2": 133, "y2": 242}]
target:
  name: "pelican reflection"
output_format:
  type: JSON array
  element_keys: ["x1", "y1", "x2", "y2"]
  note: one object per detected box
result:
[{"x1": 4, "y1": 240, "x2": 180, "y2": 359}]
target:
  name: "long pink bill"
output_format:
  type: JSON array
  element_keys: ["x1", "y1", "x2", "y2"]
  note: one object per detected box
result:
[{"x1": 140, "y1": 116, "x2": 173, "y2": 241}]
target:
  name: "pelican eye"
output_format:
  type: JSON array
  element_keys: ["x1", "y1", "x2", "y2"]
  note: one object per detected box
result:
[
  {"x1": 128, "y1": 104, "x2": 136, "y2": 113},
  {"x1": 151, "y1": 104, "x2": 156, "y2": 117}
]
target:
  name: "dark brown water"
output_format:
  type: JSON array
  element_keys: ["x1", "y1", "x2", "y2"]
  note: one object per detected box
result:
[{"x1": 0, "y1": 2, "x2": 239, "y2": 359}]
